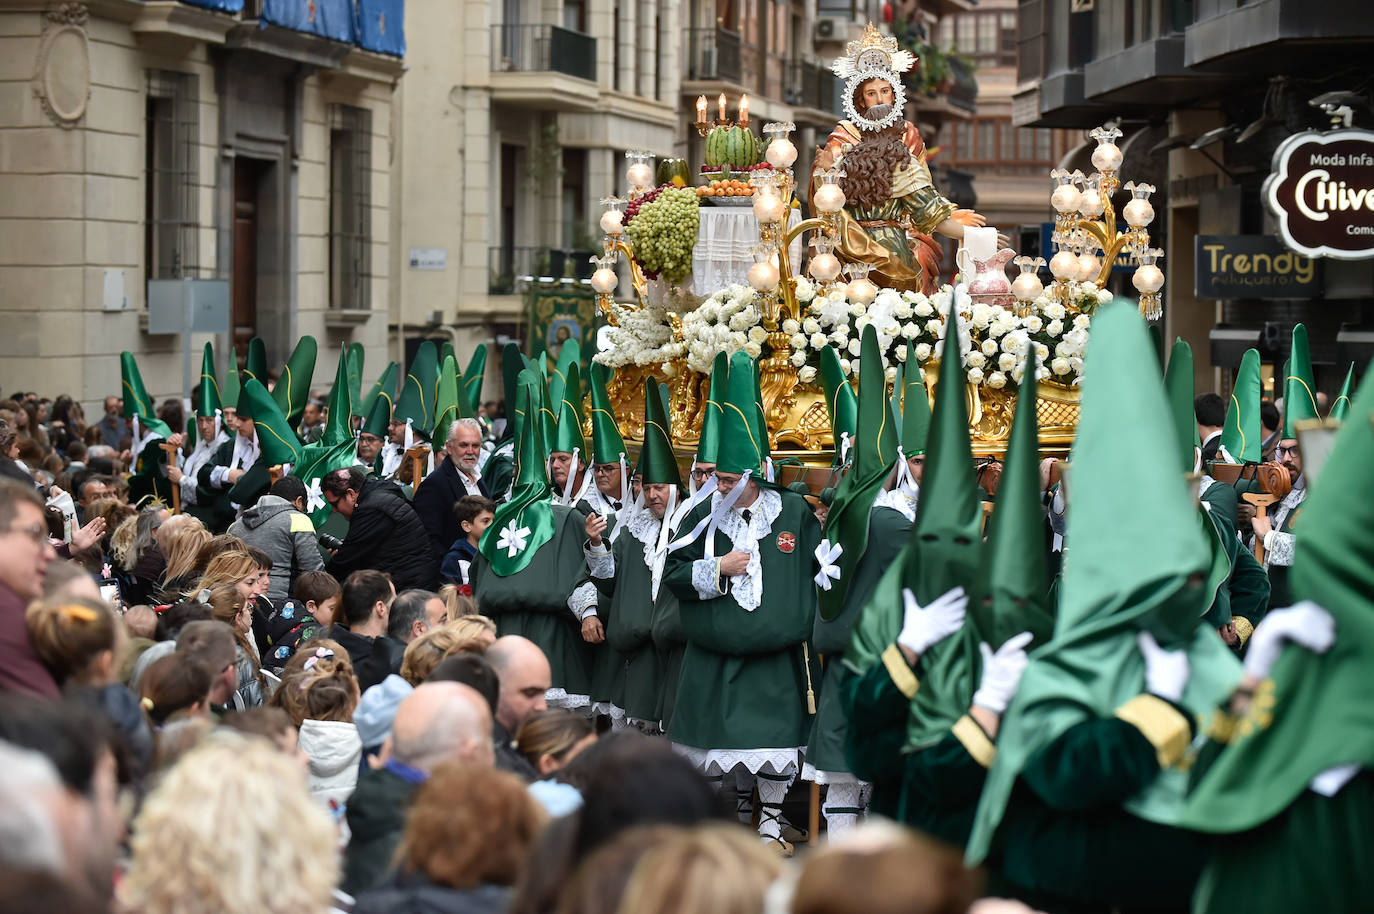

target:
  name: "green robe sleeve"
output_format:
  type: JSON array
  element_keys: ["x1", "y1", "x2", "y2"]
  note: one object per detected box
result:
[
  {"x1": 842, "y1": 645, "x2": 918, "y2": 797},
  {"x1": 899, "y1": 726, "x2": 992, "y2": 844},
  {"x1": 1021, "y1": 715, "x2": 1171, "y2": 810}
]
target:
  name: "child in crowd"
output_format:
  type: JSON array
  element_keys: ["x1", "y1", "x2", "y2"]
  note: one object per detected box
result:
[
  {"x1": 273, "y1": 640, "x2": 362, "y2": 809},
  {"x1": 440, "y1": 495, "x2": 495, "y2": 586}
]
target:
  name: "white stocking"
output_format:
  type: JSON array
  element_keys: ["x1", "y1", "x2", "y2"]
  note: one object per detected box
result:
[{"x1": 822, "y1": 782, "x2": 864, "y2": 839}]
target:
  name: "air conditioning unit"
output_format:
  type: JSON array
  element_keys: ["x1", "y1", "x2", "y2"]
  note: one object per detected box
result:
[{"x1": 814, "y1": 18, "x2": 844, "y2": 42}]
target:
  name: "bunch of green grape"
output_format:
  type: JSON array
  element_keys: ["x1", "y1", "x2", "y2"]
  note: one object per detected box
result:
[{"x1": 625, "y1": 186, "x2": 700, "y2": 284}]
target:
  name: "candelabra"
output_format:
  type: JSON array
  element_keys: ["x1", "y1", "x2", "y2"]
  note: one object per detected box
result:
[
  {"x1": 1043, "y1": 123, "x2": 1164, "y2": 320},
  {"x1": 589, "y1": 152, "x2": 659, "y2": 320},
  {"x1": 694, "y1": 93, "x2": 749, "y2": 134}
]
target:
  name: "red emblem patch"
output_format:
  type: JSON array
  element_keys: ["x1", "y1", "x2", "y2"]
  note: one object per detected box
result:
[{"x1": 776, "y1": 532, "x2": 796, "y2": 553}]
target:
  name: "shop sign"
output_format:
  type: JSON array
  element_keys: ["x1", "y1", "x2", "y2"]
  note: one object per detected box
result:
[
  {"x1": 1194, "y1": 235, "x2": 1321, "y2": 299},
  {"x1": 1265, "y1": 128, "x2": 1374, "y2": 260}
]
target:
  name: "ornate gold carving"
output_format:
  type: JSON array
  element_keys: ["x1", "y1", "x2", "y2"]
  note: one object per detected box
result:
[{"x1": 33, "y1": 3, "x2": 90, "y2": 129}]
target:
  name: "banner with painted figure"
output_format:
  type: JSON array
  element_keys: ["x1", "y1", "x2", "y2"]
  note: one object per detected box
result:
[{"x1": 525, "y1": 282, "x2": 597, "y2": 384}]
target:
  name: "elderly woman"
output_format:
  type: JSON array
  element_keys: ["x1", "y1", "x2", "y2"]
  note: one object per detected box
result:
[{"x1": 355, "y1": 763, "x2": 546, "y2": 914}]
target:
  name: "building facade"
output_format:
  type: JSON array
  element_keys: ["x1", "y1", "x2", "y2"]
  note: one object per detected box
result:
[
  {"x1": 0, "y1": 0, "x2": 404, "y2": 407},
  {"x1": 1012, "y1": 0, "x2": 1374, "y2": 398}
]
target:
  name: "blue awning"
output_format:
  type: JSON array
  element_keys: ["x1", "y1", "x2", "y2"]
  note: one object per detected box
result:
[
  {"x1": 356, "y1": 0, "x2": 404, "y2": 56},
  {"x1": 260, "y1": 0, "x2": 356, "y2": 44}
]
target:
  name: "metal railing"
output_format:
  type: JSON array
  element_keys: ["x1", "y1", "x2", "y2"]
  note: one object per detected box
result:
[
  {"x1": 686, "y1": 27, "x2": 742, "y2": 82},
  {"x1": 488, "y1": 246, "x2": 547, "y2": 295},
  {"x1": 785, "y1": 59, "x2": 835, "y2": 111},
  {"x1": 490, "y1": 24, "x2": 596, "y2": 82}
]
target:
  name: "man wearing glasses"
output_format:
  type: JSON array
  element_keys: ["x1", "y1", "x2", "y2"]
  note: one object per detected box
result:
[
  {"x1": 1250, "y1": 436, "x2": 1306, "y2": 610},
  {"x1": 0, "y1": 479, "x2": 60, "y2": 697}
]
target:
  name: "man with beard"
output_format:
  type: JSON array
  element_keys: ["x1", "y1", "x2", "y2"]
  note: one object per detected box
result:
[
  {"x1": 584, "y1": 379, "x2": 684, "y2": 732},
  {"x1": 817, "y1": 24, "x2": 992, "y2": 293},
  {"x1": 413, "y1": 418, "x2": 491, "y2": 559}
]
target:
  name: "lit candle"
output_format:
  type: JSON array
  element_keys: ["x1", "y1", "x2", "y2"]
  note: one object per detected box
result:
[
  {"x1": 696, "y1": 96, "x2": 707, "y2": 126},
  {"x1": 738, "y1": 94, "x2": 749, "y2": 126},
  {"x1": 718, "y1": 93, "x2": 727, "y2": 122}
]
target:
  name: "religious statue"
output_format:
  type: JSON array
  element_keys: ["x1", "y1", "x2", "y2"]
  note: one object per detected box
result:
[{"x1": 815, "y1": 24, "x2": 990, "y2": 294}]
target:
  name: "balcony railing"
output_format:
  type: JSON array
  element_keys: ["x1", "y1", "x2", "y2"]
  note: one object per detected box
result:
[
  {"x1": 786, "y1": 59, "x2": 838, "y2": 112},
  {"x1": 686, "y1": 27, "x2": 742, "y2": 83},
  {"x1": 491, "y1": 24, "x2": 596, "y2": 82}
]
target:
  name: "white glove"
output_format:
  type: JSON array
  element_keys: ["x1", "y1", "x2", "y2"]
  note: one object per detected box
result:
[
  {"x1": 1137, "y1": 631, "x2": 1190, "y2": 703},
  {"x1": 1244, "y1": 601, "x2": 1337, "y2": 680},
  {"x1": 973, "y1": 631, "x2": 1034, "y2": 715},
  {"x1": 897, "y1": 586, "x2": 968, "y2": 658}
]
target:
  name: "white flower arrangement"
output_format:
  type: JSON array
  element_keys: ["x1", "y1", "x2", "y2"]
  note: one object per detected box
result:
[
  {"x1": 663, "y1": 277, "x2": 1102, "y2": 389},
  {"x1": 594, "y1": 299, "x2": 685, "y2": 372}
]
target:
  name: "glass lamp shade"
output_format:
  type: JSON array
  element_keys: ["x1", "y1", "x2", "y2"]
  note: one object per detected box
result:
[
  {"x1": 748, "y1": 260, "x2": 781, "y2": 292},
  {"x1": 1050, "y1": 249, "x2": 1080, "y2": 280},
  {"x1": 766, "y1": 137, "x2": 798, "y2": 169},
  {"x1": 1132, "y1": 264, "x2": 1165, "y2": 294},
  {"x1": 599, "y1": 209, "x2": 624, "y2": 236},
  {"x1": 1012, "y1": 272, "x2": 1044, "y2": 301},
  {"x1": 591, "y1": 268, "x2": 619, "y2": 294},
  {"x1": 1051, "y1": 184, "x2": 1082, "y2": 214},
  {"x1": 753, "y1": 190, "x2": 786, "y2": 223},
  {"x1": 813, "y1": 182, "x2": 846, "y2": 214},
  {"x1": 809, "y1": 253, "x2": 841, "y2": 282}
]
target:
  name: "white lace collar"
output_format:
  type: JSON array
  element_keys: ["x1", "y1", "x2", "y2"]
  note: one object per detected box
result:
[
  {"x1": 708, "y1": 488, "x2": 783, "y2": 611},
  {"x1": 872, "y1": 486, "x2": 918, "y2": 522}
]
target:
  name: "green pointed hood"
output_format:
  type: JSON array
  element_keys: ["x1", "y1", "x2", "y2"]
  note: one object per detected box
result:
[
  {"x1": 479, "y1": 368, "x2": 556, "y2": 576},
  {"x1": 901, "y1": 339, "x2": 932, "y2": 456},
  {"x1": 222, "y1": 361, "x2": 241, "y2": 413},
  {"x1": 321, "y1": 344, "x2": 355, "y2": 448},
  {"x1": 589, "y1": 363, "x2": 628, "y2": 465},
  {"x1": 360, "y1": 362, "x2": 398, "y2": 426},
  {"x1": 395, "y1": 341, "x2": 440, "y2": 442},
  {"x1": 820, "y1": 346, "x2": 858, "y2": 467},
  {"x1": 361, "y1": 389, "x2": 392, "y2": 440},
  {"x1": 1183, "y1": 359, "x2": 1374, "y2": 834},
  {"x1": 1163, "y1": 338, "x2": 1197, "y2": 474},
  {"x1": 975, "y1": 369, "x2": 1053, "y2": 649},
  {"x1": 902, "y1": 307, "x2": 985, "y2": 750},
  {"x1": 716, "y1": 351, "x2": 765, "y2": 476},
  {"x1": 196, "y1": 343, "x2": 221, "y2": 419},
  {"x1": 1328, "y1": 362, "x2": 1356, "y2": 422},
  {"x1": 346, "y1": 343, "x2": 365, "y2": 413},
  {"x1": 550, "y1": 362, "x2": 586, "y2": 456},
  {"x1": 270, "y1": 336, "x2": 318, "y2": 429},
  {"x1": 889, "y1": 357, "x2": 905, "y2": 436},
  {"x1": 1284, "y1": 323, "x2": 1319, "y2": 438},
  {"x1": 119, "y1": 352, "x2": 171, "y2": 438},
  {"x1": 292, "y1": 346, "x2": 362, "y2": 526},
  {"x1": 819, "y1": 325, "x2": 900, "y2": 621},
  {"x1": 238, "y1": 378, "x2": 302, "y2": 467},
  {"x1": 637, "y1": 378, "x2": 684, "y2": 488},
  {"x1": 440, "y1": 341, "x2": 456, "y2": 373},
  {"x1": 547, "y1": 340, "x2": 580, "y2": 420},
  {"x1": 432, "y1": 354, "x2": 461, "y2": 445},
  {"x1": 967, "y1": 300, "x2": 1239, "y2": 864},
  {"x1": 498, "y1": 343, "x2": 528, "y2": 444},
  {"x1": 464, "y1": 344, "x2": 487, "y2": 409},
  {"x1": 696, "y1": 351, "x2": 728, "y2": 464},
  {"x1": 1220, "y1": 348, "x2": 1262, "y2": 464},
  {"x1": 243, "y1": 337, "x2": 268, "y2": 387}
]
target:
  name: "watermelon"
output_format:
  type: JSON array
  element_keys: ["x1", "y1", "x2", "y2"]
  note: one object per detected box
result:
[{"x1": 704, "y1": 125, "x2": 760, "y2": 169}]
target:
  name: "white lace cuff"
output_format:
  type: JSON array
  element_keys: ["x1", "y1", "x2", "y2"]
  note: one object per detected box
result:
[
  {"x1": 692, "y1": 557, "x2": 725, "y2": 599},
  {"x1": 568, "y1": 581, "x2": 599, "y2": 621},
  {"x1": 1267, "y1": 530, "x2": 1296, "y2": 567},
  {"x1": 585, "y1": 542, "x2": 615, "y2": 579}
]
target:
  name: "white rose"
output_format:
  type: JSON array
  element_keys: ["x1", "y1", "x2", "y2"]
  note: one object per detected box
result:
[
  {"x1": 855, "y1": 314, "x2": 872, "y2": 331},
  {"x1": 661, "y1": 362, "x2": 677, "y2": 377},
  {"x1": 728, "y1": 313, "x2": 749, "y2": 332},
  {"x1": 744, "y1": 341, "x2": 763, "y2": 359},
  {"x1": 893, "y1": 302, "x2": 912, "y2": 319},
  {"x1": 971, "y1": 303, "x2": 993, "y2": 329},
  {"x1": 966, "y1": 351, "x2": 986, "y2": 369},
  {"x1": 1080, "y1": 282, "x2": 1098, "y2": 295},
  {"x1": 782, "y1": 319, "x2": 800, "y2": 335},
  {"x1": 1055, "y1": 341, "x2": 1072, "y2": 359},
  {"x1": 1035, "y1": 343, "x2": 1050, "y2": 360},
  {"x1": 830, "y1": 331, "x2": 848, "y2": 346},
  {"x1": 849, "y1": 304, "x2": 866, "y2": 318},
  {"x1": 838, "y1": 358, "x2": 851, "y2": 374},
  {"x1": 1024, "y1": 316, "x2": 1043, "y2": 333},
  {"x1": 894, "y1": 345, "x2": 908, "y2": 363},
  {"x1": 1046, "y1": 319, "x2": 1064, "y2": 337},
  {"x1": 885, "y1": 366, "x2": 897, "y2": 383},
  {"x1": 988, "y1": 371, "x2": 1007, "y2": 390},
  {"x1": 915, "y1": 343, "x2": 933, "y2": 361},
  {"x1": 998, "y1": 352, "x2": 1017, "y2": 372},
  {"x1": 967, "y1": 367, "x2": 985, "y2": 384},
  {"x1": 1037, "y1": 367, "x2": 1051, "y2": 381},
  {"x1": 798, "y1": 366, "x2": 817, "y2": 383},
  {"x1": 791, "y1": 333, "x2": 808, "y2": 349},
  {"x1": 803, "y1": 317, "x2": 821, "y2": 335},
  {"x1": 914, "y1": 300, "x2": 934, "y2": 318},
  {"x1": 1097, "y1": 289, "x2": 1113, "y2": 304},
  {"x1": 847, "y1": 338, "x2": 862, "y2": 356},
  {"x1": 981, "y1": 339, "x2": 999, "y2": 357},
  {"x1": 1052, "y1": 357, "x2": 1071, "y2": 376},
  {"x1": 795, "y1": 277, "x2": 816, "y2": 302},
  {"x1": 790, "y1": 350, "x2": 807, "y2": 367},
  {"x1": 926, "y1": 319, "x2": 944, "y2": 336},
  {"x1": 810, "y1": 332, "x2": 829, "y2": 349},
  {"x1": 1069, "y1": 356, "x2": 1084, "y2": 374},
  {"x1": 1044, "y1": 302, "x2": 1066, "y2": 320},
  {"x1": 748, "y1": 326, "x2": 768, "y2": 344}
]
